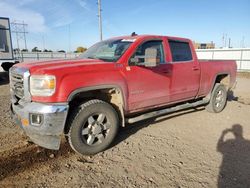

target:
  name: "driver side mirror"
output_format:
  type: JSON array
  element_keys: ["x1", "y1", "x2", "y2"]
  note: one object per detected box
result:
[
  {"x1": 129, "y1": 48, "x2": 159, "y2": 67},
  {"x1": 144, "y1": 48, "x2": 158, "y2": 67}
]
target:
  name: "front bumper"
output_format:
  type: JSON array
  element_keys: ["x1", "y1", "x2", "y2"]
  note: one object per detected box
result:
[{"x1": 11, "y1": 101, "x2": 69, "y2": 150}]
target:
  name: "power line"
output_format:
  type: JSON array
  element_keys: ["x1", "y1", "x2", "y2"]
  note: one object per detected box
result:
[{"x1": 11, "y1": 20, "x2": 28, "y2": 50}]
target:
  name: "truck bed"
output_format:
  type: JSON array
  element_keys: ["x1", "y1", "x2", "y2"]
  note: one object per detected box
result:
[{"x1": 198, "y1": 60, "x2": 237, "y2": 97}]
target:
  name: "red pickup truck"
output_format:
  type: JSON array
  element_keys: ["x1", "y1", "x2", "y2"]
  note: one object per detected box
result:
[{"x1": 10, "y1": 34, "x2": 236, "y2": 155}]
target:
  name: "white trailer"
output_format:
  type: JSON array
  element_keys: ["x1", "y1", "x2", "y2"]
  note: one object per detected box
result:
[{"x1": 0, "y1": 17, "x2": 18, "y2": 72}]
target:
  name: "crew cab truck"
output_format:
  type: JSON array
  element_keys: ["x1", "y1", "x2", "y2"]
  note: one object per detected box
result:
[{"x1": 10, "y1": 34, "x2": 236, "y2": 155}]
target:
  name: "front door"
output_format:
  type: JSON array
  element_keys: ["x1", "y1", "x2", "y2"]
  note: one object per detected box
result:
[{"x1": 125, "y1": 40, "x2": 172, "y2": 112}]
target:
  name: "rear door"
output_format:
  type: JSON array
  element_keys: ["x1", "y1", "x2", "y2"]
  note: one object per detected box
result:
[{"x1": 167, "y1": 39, "x2": 200, "y2": 101}]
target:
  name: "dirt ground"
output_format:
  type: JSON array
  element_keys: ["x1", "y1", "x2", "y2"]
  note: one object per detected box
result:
[{"x1": 0, "y1": 72, "x2": 249, "y2": 187}]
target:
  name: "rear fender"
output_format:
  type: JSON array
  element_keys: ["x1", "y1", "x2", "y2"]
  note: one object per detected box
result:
[{"x1": 205, "y1": 72, "x2": 231, "y2": 100}]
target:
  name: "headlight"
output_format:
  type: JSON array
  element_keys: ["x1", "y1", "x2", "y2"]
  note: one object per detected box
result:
[{"x1": 30, "y1": 75, "x2": 56, "y2": 96}]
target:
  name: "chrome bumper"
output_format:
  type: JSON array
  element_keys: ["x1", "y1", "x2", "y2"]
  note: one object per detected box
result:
[{"x1": 11, "y1": 102, "x2": 69, "y2": 150}]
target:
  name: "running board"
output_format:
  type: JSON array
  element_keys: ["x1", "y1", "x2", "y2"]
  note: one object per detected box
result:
[{"x1": 126, "y1": 99, "x2": 209, "y2": 124}]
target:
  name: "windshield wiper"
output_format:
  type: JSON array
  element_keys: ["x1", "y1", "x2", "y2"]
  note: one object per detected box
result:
[
  {"x1": 87, "y1": 56, "x2": 97, "y2": 59},
  {"x1": 87, "y1": 56, "x2": 114, "y2": 62}
]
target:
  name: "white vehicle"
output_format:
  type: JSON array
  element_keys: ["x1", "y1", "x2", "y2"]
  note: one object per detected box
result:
[{"x1": 0, "y1": 17, "x2": 18, "y2": 72}]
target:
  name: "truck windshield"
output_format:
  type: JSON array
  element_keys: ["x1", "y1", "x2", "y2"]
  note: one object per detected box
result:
[{"x1": 79, "y1": 39, "x2": 133, "y2": 62}]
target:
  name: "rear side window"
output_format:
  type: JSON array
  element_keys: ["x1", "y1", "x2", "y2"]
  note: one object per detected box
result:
[{"x1": 169, "y1": 40, "x2": 192, "y2": 62}]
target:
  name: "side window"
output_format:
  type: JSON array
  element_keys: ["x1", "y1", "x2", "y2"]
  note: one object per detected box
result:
[
  {"x1": 129, "y1": 40, "x2": 165, "y2": 65},
  {"x1": 168, "y1": 40, "x2": 193, "y2": 62}
]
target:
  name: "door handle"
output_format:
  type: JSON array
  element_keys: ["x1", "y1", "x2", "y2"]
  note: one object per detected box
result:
[
  {"x1": 192, "y1": 66, "x2": 199, "y2": 71},
  {"x1": 162, "y1": 69, "x2": 171, "y2": 74}
]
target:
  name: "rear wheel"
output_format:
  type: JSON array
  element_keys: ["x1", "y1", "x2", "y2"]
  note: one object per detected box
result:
[
  {"x1": 68, "y1": 99, "x2": 119, "y2": 155},
  {"x1": 206, "y1": 83, "x2": 227, "y2": 113}
]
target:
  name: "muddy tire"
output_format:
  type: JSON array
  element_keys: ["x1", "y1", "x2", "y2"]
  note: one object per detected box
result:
[
  {"x1": 67, "y1": 99, "x2": 119, "y2": 155},
  {"x1": 206, "y1": 83, "x2": 227, "y2": 113}
]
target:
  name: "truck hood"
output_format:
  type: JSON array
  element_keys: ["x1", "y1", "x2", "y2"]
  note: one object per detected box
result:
[{"x1": 15, "y1": 58, "x2": 112, "y2": 74}]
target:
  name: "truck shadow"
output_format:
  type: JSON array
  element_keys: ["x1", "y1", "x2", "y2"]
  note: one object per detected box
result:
[
  {"x1": 112, "y1": 107, "x2": 205, "y2": 148},
  {"x1": 217, "y1": 124, "x2": 250, "y2": 188},
  {"x1": 0, "y1": 72, "x2": 9, "y2": 85},
  {"x1": 0, "y1": 141, "x2": 73, "y2": 181}
]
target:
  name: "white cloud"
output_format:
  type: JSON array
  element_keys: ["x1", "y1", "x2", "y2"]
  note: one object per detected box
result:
[
  {"x1": 17, "y1": 0, "x2": 37, "y2": 6},
  {"x1": 0, "y1": 1, "x2": 48, "y2": 33},
  {"x1": 45, "y1": 4, "x2": 74, "y2": 28},
  {"x1": 45, "y1": 0, "x2": 91, "y2": 28},
  {"x1": 0, "y1": 0, "x2": 92, "y2": 31},
  {"x1": 76, "y1": 0, "x2": 90, "y2": 11}
]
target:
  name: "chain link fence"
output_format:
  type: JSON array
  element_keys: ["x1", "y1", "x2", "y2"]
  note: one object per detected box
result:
[
  {"x1": 14, "y1": 52, "x2": 82, "y2": 62},
  {"x1": 13, "y1": 49, "x2": 250, "y2": 71}
]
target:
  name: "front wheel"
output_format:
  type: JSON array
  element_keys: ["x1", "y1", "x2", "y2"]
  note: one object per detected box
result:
[
  {"x1": 206, "y1": 83, "x2": 227, "y2": 113},
  {"x1": 68, "y1": 99, "x2": 119, "y2": 155}
]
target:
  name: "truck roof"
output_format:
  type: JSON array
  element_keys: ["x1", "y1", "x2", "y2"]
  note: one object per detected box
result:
[{"x1": 109, "y1": 34, "x2": 191, "y2": 42}]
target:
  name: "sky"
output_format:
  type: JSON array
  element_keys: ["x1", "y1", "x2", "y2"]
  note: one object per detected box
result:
[{"x1": 1, "y1": 0, "x2": 250, "y2": 51}]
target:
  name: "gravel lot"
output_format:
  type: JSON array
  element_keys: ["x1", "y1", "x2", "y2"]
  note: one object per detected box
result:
[{"x1": 0, "y1": 72, "x2": 249, "y2": 187}]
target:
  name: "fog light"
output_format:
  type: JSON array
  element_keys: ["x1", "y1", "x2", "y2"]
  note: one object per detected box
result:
[{"x1": 30, "y1": 114, "x2": 43, "y2": 126}]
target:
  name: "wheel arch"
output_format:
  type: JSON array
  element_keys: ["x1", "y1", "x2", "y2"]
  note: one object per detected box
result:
[
  {"x1": 65, "y1": 85, "x2": 127, "y2": 134},
  {"x1": 214, "y1": 73, "x2": 231, "y2": 89},
  {"x1": 205, "y1": 72, "x2": 231, "y2": 101}
]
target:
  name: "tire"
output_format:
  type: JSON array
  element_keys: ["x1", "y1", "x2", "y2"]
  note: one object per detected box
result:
[
  {"x1": 1, "y1": 62, "x2": 15, "y2": 72},
  {"x1": 206, "y1": 83, "x2": 227, "y2": 113},
  {"x1": 67, "y1": 99, "x2": 119, "y2": 155}
]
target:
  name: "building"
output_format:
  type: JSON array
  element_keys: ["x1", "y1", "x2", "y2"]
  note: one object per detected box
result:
[{"x1": 193, "y1": 41, "x2": 215, "y2": 49}]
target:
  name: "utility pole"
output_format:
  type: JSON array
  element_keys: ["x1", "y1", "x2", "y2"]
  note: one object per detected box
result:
[
  {"x1": 11, "y1": 21, "x2": 28, "y2": 50},
  {"x1": 222, "y1": 33, "x2": 224, "y2": 48},
  {"x1": 68, "y1": 24, "x2": 71, "y2": 53},
  {"x1": 23, "y1": 21, "x2": 27, "y2": 49},
  {"x1": 224, "y1": 34, "x2": 227, "y2": 48},
  {"x1": 98, "y1": 0, "x2": 103, "y2": 41},
  {"x1": 42, "y1": 35, "x2": 45, "y2": 50},
  {"x1": 241, "y1": 36, "x2": 245, "y2": 48}
]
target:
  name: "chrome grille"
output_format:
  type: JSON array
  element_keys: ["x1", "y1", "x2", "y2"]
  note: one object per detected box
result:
[{"x1": 11, "y1": 71, "x2": 24, "y2": 99}]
